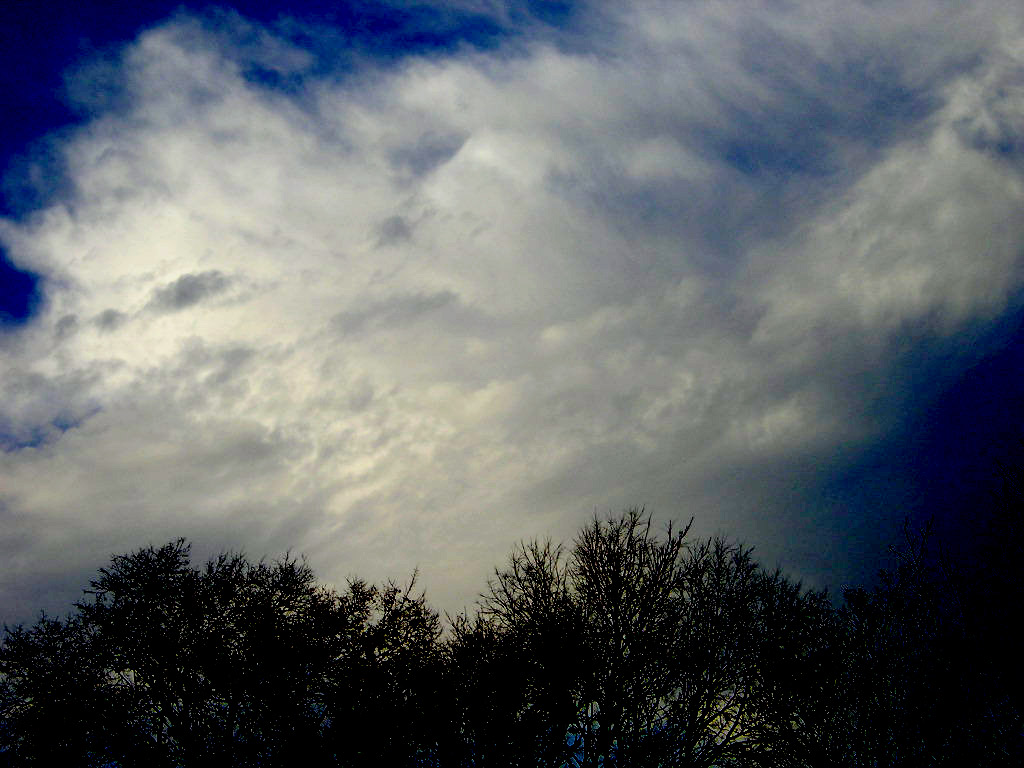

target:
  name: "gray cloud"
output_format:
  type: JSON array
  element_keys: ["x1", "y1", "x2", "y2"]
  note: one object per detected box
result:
[
  {"x1": 333, "y1": 290, "x2": 460, "y2": 336},
  {"x1": 148, "y1": 271, "x2": 231, "y2": 312},
  {"x1": 55, "y1": 314, "x2": 78, "y2": 338},
  {"x1": 388, "y1": 132, "x2": 468, "y2": 178},
  {"x1": 94, "y1": 308, "x2": 127, "y2": 331},
  {"x1": 376, "y1": 215, "x2": 414, "y2": 246}
]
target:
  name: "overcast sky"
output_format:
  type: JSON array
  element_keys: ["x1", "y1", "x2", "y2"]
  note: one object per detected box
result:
[{"x1": 2, "y1": 0, "x2": 1024, "y2": 625}]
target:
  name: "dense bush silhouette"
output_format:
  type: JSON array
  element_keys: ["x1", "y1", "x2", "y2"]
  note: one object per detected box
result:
[{"x1": 1, "y1": 509, "x2": 1021, "y2": 766}]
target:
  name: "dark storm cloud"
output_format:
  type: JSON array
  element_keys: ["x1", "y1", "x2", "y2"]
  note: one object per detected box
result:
[{"x1": 148, "y1": 270, "x2": 231, "y2": 313}]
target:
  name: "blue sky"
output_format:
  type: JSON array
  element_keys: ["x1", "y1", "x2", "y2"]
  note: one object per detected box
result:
[{"x1": 2, "y1": 0, "x2": 1023, "y2": 624}]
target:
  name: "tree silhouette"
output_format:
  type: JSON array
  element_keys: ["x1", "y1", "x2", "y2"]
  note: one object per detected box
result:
[
  {"x1": 0, "y1": 615, "x2": 113, "y2": 765},
  {"x1": 569, "y1": 511, "x2": 692, "y2": 767},
  {"x1": 322, "y1": 574, "x2": 443, "y2": 767},
  {"x1": 446, "y1": 540, "x2": 582, "y2": 767},
  {"x1": 743, "y1": 570, "x2": 845, "y2": 767},
  {"x1": 458, "y1": 508, "x2": 825, "y2": 767},
  {"x1": 68, "y1": 539, "x2": 345, "y2": 765},
  {"x1": 837, "y1": 519, "x2": 1024, "y2": 767},
  {"x1": 3, "y1": 507, "x2": 1022, "y2": 766},
  {"x1": 0, "y1": 540, "x2": 441, "y2": 767}
]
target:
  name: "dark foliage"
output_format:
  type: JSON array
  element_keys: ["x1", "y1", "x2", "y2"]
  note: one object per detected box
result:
[
  {"x1": 0, "y1": 540, "x2": 440, "y2": 767},
  {"x1": 2, "y1": 508, "x2": 1021, "y2": 766}
]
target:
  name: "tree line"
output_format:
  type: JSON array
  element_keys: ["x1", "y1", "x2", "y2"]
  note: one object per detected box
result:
[{"x1": 1, "y1": 507, "x2": 1021, "y2": 766}]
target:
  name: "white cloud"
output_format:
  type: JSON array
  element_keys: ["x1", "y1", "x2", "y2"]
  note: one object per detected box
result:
[{"x1": 2, "y1": 1, "x2": 1023, "y2": 621}]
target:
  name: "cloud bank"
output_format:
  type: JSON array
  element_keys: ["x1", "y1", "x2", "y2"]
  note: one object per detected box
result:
[{"x1": 2, "y1": 0, "x2": 1024, "y2": 622}]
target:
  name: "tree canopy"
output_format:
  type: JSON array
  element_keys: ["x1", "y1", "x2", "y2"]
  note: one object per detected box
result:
[{"x1": 1, "y1": 509, "x2": 1020, "y2": 766}]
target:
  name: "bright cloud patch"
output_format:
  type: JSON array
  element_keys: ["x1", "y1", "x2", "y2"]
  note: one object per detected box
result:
[{"x1": 2, "y1": 0, "x2": 1023, "y2": 621}]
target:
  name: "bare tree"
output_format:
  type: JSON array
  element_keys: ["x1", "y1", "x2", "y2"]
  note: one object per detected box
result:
[{"x1": 461, "y1": 508, "x2": 819, "y2": 767}]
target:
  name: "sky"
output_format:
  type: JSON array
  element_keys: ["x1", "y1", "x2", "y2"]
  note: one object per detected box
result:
[{"x1": 2, "y1": 0, "x2": 1024, "y2": 626}]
